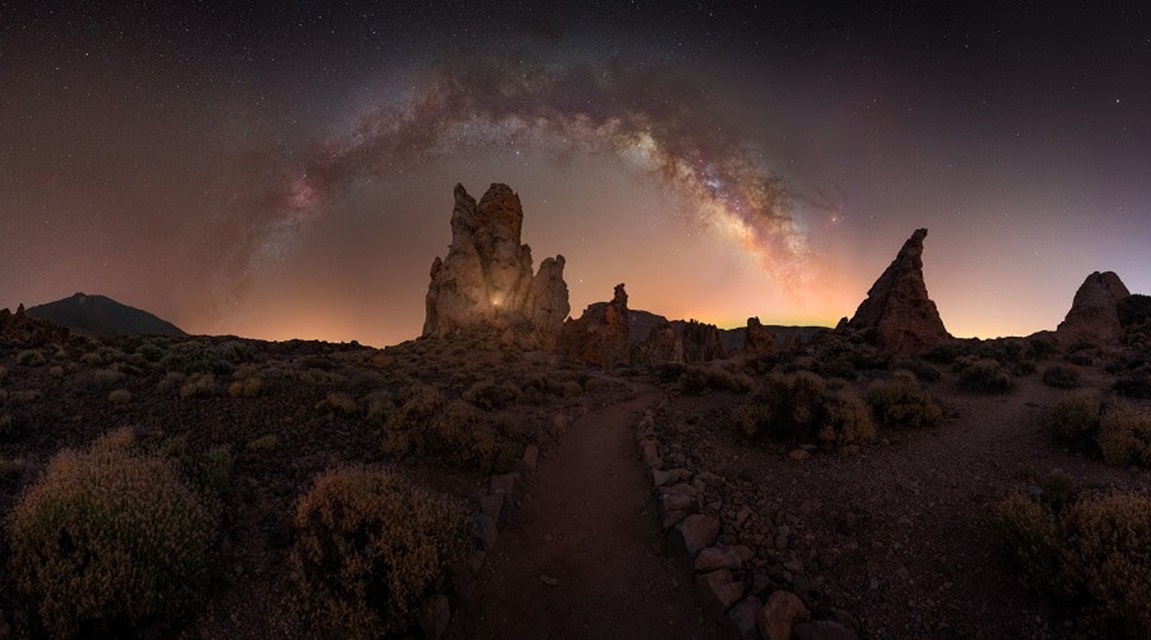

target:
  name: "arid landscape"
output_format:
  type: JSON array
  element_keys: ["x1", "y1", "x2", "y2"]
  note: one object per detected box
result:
[{"x1": 1, "y1": 183, "x2": 1149, "y2": 639}]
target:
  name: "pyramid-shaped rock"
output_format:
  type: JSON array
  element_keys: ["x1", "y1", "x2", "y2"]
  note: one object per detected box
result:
[
  {"x1": 423, "y1": 183, "x2": 569, "y2": 342},
  {"x1": 846, "y1": 228, "x2": 950, "y2": 355},
  {"x1": 1056, "y1": 271, "x2": 1130, "y2": 346}
]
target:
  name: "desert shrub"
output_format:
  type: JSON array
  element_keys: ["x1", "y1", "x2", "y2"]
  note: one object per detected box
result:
[
  {"x1": 733, "y1": 372, "x2": 874, "y2": 448},
  {"x1": 1043, "y1": 391, "x2": 1102, "y2": 450},
  {"x1": 93, "y1": 368, "x2": 127, "y2": 388},
  {"x1": 463, "y1": 378, "x2": 520, "y2": 410},
  {"x1": 227, "y1": 376, "x2": 264, "y2": 398},
  {"x1": 0, "y1": 389, "x2": 7, "y2": 404},
  {"x1": 81, "y1": 352, "x2": 104, "y2": 365},
  {"x1": 0, "y1": 365, "x2": 7, "y2": 380},
  {"x1": 8, "y1": 390, "x2": 41, "y2": 405},
  {"x1": 322, "y1": 392, "x2": 358, "y2": 416},
  {"x1": 891, "y1": 358, "x2": 942, "y2": 383},
  {"x1": 1097, "y1": 405, "x2": 1151, "y2": 467},
  {"x1": 866, "y1": 375, "x2": 944, "y2": 429},
  {"x1": 0, "y1": 413, "x2": 14, "y2": 437},
  {"x1": 1028, "y1": 333, "x2": 1061, "y2": 359},
  {"x1": 179, "y1": 373, "x2": 216, "y2": 398},
  {"x1": 108, "y1": 389, "x2": 132, "y2": 405},
  {"x1": 292, "y1": 468, "x2": 469, "y2": 638},
  {"x1": 48, "y1": 365, "x2": 64, "y2": 378},
  {"x1": 1066, "y1": 351, "x2": 1095, "y2": 367},
  {"x1": 1042, "y1": 364, "x2": 1082, "y2": 389},
  {"x1": 135, "y1": 341, "x2": 165, "y2": 363},
  {"x1": 1113, "y1": 367, "x2": 1151, "y2": 399},
  {"x1": 195, "y1": 446, "x2": 234, "y2": 496},
  {"x1": 298, "y1": 368, "x2": 347, "y2": 386},
  {"x1": 996, "y1": 493, "x2": 1068, "y2": 595},
  {"x1": 16, "y1": 349, "x2": 46, "y2": 367},
  {"x1": 363, "y1": 391, "x2": 395, "y2": 424},
  {"x1": 7, "y1": 435, "x2": 216, "y2": 637},
  {"x1": 681, "y1": 363, "x2": 752, "y2": 395},
  {"x1": 159, "y1": 341, "x2": 234, "y2": 375},
  {"x1": 246, "y1": 434, "x2": 281, "y2": 451},
  {"x1": 923, "y1": 341, "x2": 970, "y2": 364},
  {"x1": 958, "y1": 358, "x2": 1015, "y2": 393}
]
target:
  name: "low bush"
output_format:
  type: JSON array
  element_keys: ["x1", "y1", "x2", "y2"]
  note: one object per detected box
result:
[
  {"x1": 1097, "y1": 405, "x2": 1151, "y2": 467},
  {"x1": 1113, "y1": 367, "x2": 1151, "y2": 399},
  {"x1": 733, "y1": 372, "x2": 875, "y2": 448},
  {"x1": 891, "y1": 358, "x2": 942, "y2": 383},
  {"x1": 957, "y1": 358, "x2": 1015, "y2": 393},
  {"x1": 292, "y1": 468, "x2": 469, "y2": 638},
  {"x1": 227, "y1": 376, "x2": 263, "y2": 398},
  {"x1": 108, "y1": 389, "x2": 132, "y2": 405},
  {"x1": 16, "y1": 349, "x2": 46, "y2": 367},
  {"x1": 383, "y1": 388, "x2": 526, "y2": 472},
  {"x1": 1042, "y1": 364, "x2": 1082, "y2": 389},
  {"x1": 246, "y1": 434, "x2": 281, "y2": 451},
  {"x1": 1043, "y1": 391, "x2": 1101, "y2": 451},
  {"x1": 462, "y1": 378, "x2": 521, "y2": 410},
  {"x1": 996, "y1": 488, "x2": 1151, "y2": 636},
  {"x1": 7, "y1": 432, "x2": 216, "y2": 637},
  {"x1": 179, "y1": 373, "x2": 216, "y2": 398},
  {"x1": 322, "y1": 392, "x2": 358, "y2": 416},
  {"x1": 93, "y1": 368, "x2": 127, "y2": 388},
  {"x1": 866, "y1": 375, "x2": 944, "y2": 429}
]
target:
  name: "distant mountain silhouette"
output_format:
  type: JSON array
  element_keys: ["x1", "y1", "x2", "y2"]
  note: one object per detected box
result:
[
  {"x1": 627, "y1": 309, "x2": 826, "y2": 352},
  {"x1": 26, "y1": 293, "x2": 186, "y2": 337}
]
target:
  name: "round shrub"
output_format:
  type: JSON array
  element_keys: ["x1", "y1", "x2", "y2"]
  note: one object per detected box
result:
[
  {"x1": 1062, "y1": 494, "x2": 1151, "y2": 634},
  {"x1": 1043, "y1": 391, "x2": 1102, "y2": 450},
  {"x1": 292, "y1": 468, "x2": 469, "y2": 638},
  {"x1": 7, "y1": 439, "x2": 216, "y2": 637},
  {"x1": 866, "y1": 375, "x2": 944, "y2": 429},
  {"x1": 1097, "y1": 405, "x2": 1151, "y2": 468},
  {"x1": 734, "y1": 372, "x2": 874, "y2": 448},
  {"x1": 958, "y1": 358, "x2": 1015, "y2": 393}
]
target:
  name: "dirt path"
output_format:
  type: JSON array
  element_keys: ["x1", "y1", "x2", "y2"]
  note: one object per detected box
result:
[{"x1": 449, "y1": 385, "x2": 721, "y2": 639}]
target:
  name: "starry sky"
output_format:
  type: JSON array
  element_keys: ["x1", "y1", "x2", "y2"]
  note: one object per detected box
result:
[{"x1": 2, "y1": 1, "x2": 1149, "y2": 346}]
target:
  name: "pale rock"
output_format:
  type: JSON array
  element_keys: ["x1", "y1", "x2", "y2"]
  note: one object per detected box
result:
[{"x1": 757, "y1": 590, "x2": 811, "y2": 640}]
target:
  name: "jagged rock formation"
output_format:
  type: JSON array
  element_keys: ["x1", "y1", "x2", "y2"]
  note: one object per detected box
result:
[
  {"x1": 845, "y1": 228, "x2": 950, "y2": 355},
  {"x1": 423, "y1": 184, "x2": 570, "y2": 345},
  {"x1": 743, "y1": 316, "x2": 775, "y2": 357},
  {"x1": 26, "y1": 292, "x2": 185, "y2": 337},
  {"x1": 0, "y1": 304, "x2": 71, "y2": 347},
  {"x1": 559, "y1": 283, "x2": 631, "y2": 367},
  {"x1": 632, "y1": 319, "x2": 727, "y2": 365},
  {"x1": 1056, "y1": 271, "x2": 1131, "y2": 347}
]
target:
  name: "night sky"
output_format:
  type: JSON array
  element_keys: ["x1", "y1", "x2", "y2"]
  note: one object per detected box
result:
[{"x1": 2, "y1": 1, "x2": 1149, "y2": 345}]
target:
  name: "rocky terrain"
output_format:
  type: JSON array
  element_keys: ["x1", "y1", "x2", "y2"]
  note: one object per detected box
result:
[{"x1": 1, "y1": 183, "x2": 1149, "y2": 640}]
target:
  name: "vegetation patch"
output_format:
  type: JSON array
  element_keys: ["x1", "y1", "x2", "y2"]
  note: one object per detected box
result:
[
  {"x1": 866, "y1": 374, "x2": 945, "y2": 429},
  {"x1": 292, "y1": 468, "x2": 469, "y2": 638},
  {"x1": 732, "y1": 372, "x2": 875, "y2": 448},
  {"x1": 1044, "y1": 392, "x2": 1151, "y2": 467}
]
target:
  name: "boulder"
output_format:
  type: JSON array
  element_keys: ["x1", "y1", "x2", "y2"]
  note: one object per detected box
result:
[
  {"x1": 1056, "y1": 271, "x2": 1130, "y2": 347},
  {"x1": 558, "y1": 283, "x2": 631, "y2": 367},
  {"x1": 423, "y1": 184, "x2": 569, "y2": 345},
  {"x1": 696, "y1": 568, "x2": 744, "y2": 617},
  {"x1": 845, "y1": 228, "x2": 950, "y2": 355},
  {"x1": 668, "y1": 514, "x2": 721, "y2": 565},
  {"x1": 757, "y1": 590, "x2": 811, "y2": 640},
  {"x1": 724, "y1": 596, "x2": 763, "y2": 640}
]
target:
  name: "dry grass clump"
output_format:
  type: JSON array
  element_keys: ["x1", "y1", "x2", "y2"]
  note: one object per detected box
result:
[
  {"x1": 957, "y1": 358, "x2": 1016, "y2": 393},
  {"x1": 679, "y1": 362, "x2": 753, "y2": 395},
  {"x1": 81, "y1": 352, "x2": 104, "y2": 365},
  {"x1": 292, "y1": 468, "x2": 469, "y2": 639},
  {"x1": 108, "y1": 389, "x2": 132, "y2": 405},
  {"x1": 1044, "y1": 392, "x2": 1151, "y2": 467},
  {"x1": 7, "y1": 430, "x2": 216, "y2": 637},
  {"x1": 179, "y1": 373, "x2": 216, "y2": 398},
  {"x1": 462, "y1": 378, "x2": 521, "y2": 410},
  {"x1": 246, "y1": 434, "x2": 281, "y2": 451},
  {"x1": 1042, "y1": 364, "x2": 1082, "y2": 389},
  {"x1": 16, "y1": 349, "x2": 46, "y2": 366},
  {"x1": 732, "y1": 372, "x2": 875, "y2": 448},
  {"x1": 321, "y1": 391, "x2": 358, "y2": 415},
  {"x1": 866, "y1": 374, "x2": 944, "y2": 429},
  {"x1": 384, "y1": 386, "x2": 526, "y2": 472},
  {"x1": 996, "y1": 487, "x2": 1151, "y2": 636},
  {"x1": 227, "y1": 376, "x2": 264, "y2": 398},
  {"x1": 298, "y1": 368, "x2": 348, "y2": 386},
  {"x1": 93, "y1": 368, "x2": 127, "y2": 388}
]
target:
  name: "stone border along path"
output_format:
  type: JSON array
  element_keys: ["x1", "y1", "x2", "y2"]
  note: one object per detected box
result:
[
  {"x1": 636, "y1": 402, "x2": 864, "y2": 640},
  {"x1": 446, "y1": 383, "x2": 720, "y2": 639}
]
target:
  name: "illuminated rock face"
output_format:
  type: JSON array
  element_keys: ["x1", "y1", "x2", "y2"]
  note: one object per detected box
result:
[
  {"x1": 1056, "y1": 271, "x2": 1130, "y2": 346},
  {"x1": 422, "y1": 183, "x2": 569, "y2": 343},
  {"x1": 846, "y1": 228, "x2": 950, "y2": 356}
]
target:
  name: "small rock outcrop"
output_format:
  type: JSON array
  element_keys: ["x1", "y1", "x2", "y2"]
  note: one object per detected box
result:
[
  {"x1": 632, "y1": 318, "x2": 727, "y2": 365},
  {"x1": 1056, "y1": 271, "x2": 1130, "y2": 347},
  {"x1": 423, "y1": 184, "x2": 569, "y2": 345},
  {"x1": 845, "y1": 228, "x2": 949, "y2": 355},
  {"x1": 559, "y1": 283, "x2": 631, "y2": 367},
  {"x1": 743, "y1": 317, "x2": 775, "y2": 357}
]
